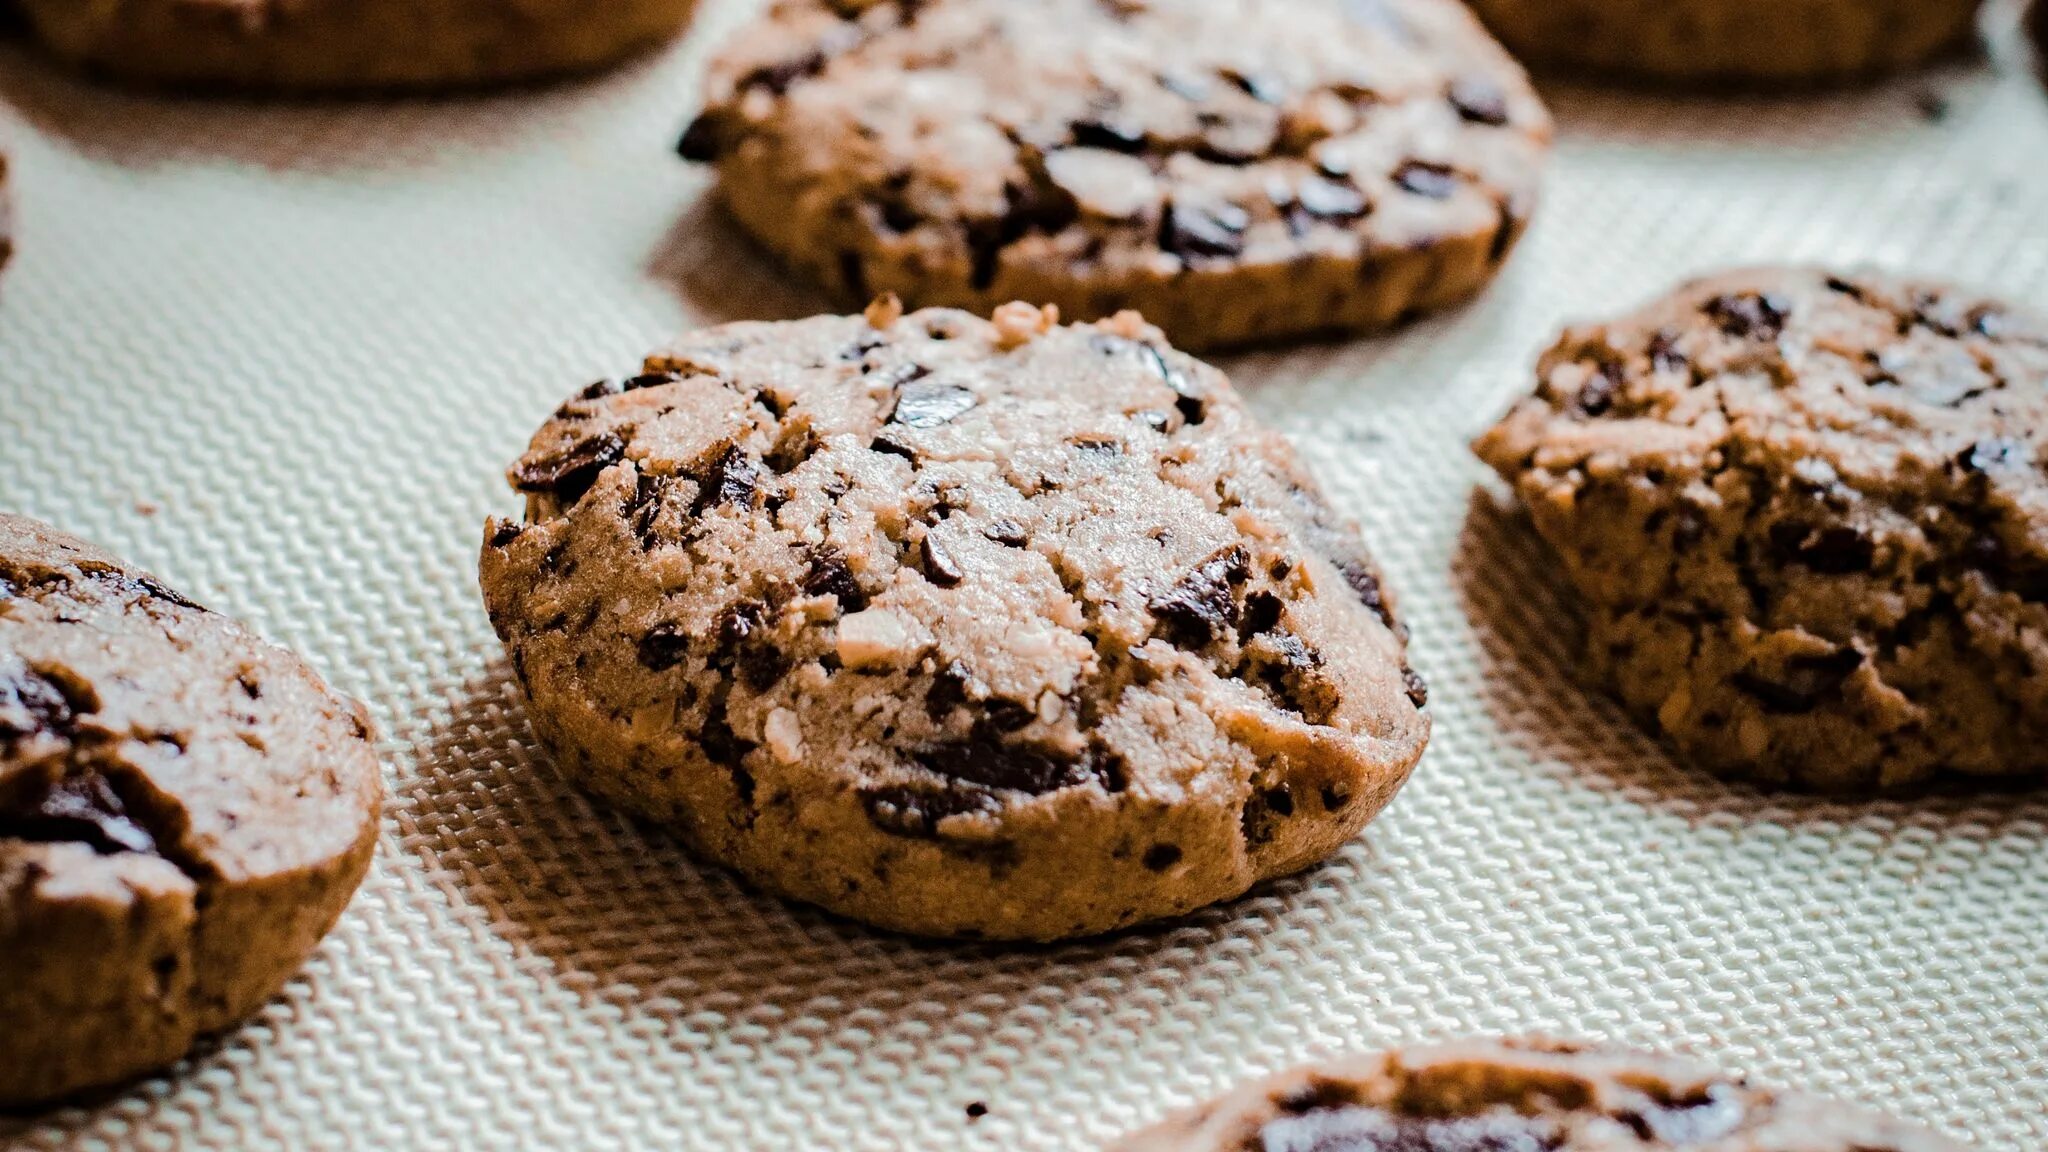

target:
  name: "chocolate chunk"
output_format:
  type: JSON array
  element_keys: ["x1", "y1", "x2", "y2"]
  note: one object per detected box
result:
[
  {"x1": 965, "y1": 1102, "x2": 989, "y2": 1120},
  {"x1": 1241, "y1": 590, "x2": 1285, "y2": 637},
  {"x1": 871, "y1": 433, "x2": 921, "y2": 462},
  {"x1": 1648, "y1": 330, "x2": 1689, "y2": 373},
  {"x1": 1734, "y1": 647, "x2": 1865, "y2": 714},
  {"x1": 676, "y1": 113, "x2": 725, "y2": 162},
  {"x1": 1573, "y1": 360, "x2": 1625, "y2": 417},
  {"x1": 1295, "y1": 176, "x2": 1370, "y2": 223},
  {"x1": 921, "y1": 535, "x2": 966, "y2": 587},
  {"x1": 0, "y1": 771, "x2": 157, "y2": 856},
  {"x1": 1223, "y1": 68, "x2": 1287, "y2": 104},
  {"x1": 914, "y1": 732, "x2": 1095, "y2": 795},
  {"x1": 925, "y1": 659, "x2": 972, "y2": 719},
  {"x1": 802, "y1": 546, "x2": 867, "y2": 611},
  {"x1": 689, "y1": 444, "x2": 764, "y2": 514},
  {"x1": 1160, "y1": 201, "x2": 1250, "y2": 259},
  {"x1": 1402, "y1": 666, "x2": 1428, "y2": 709},
  {"x1": 1768, "y1": 522, "x2": 1875, "y2": 574},
  {"x1": 623, "y1": 372, "x2": 680, "y2": 392},
  {"x1": 0, "y1": 664, "x2": 83, "y2": 740},
  {"x1": 1241, "y1": 631, "x2": 1340, "y2": 724},
  {"x1": 638, "y1": 624, "x2": 692, "y2": 672},
  {"x1": 1069, "y1": 436, "x2": 1123, "y2": 458},
  {"x1": 716, "y1": 602, "x2": 791, "y2": 691},
  {"x1": 488, "y1": 521, "x2": 524, "y2": 548},
  {"x1": 1332, "y1": 555, "x2": 1397, "y2": 631},
  {"x1": 1705, "y1": 292, "x2": 1791, "y2": 341},
  {"x1": 699, "y1": 699, "x2": 757, "y2": 768},
  {"x1": 1150, "y1": 545, "x2": 1251, "y2": 646},
  {"x1": 741, "y1": 50, "x2": 827, "y2": 95},
  {"x1": 1277, "y1": 1078, "x2": 1362, "y2": 1114},
  {"x1": 985, "y1": 520, "x2": 1029, "y2": 548},
  {"x1": 839, "y1": 249, "x2": 869, "y2": 299},
  {"x1": 889, "y1": 381, "x2": 978, "y2": 428},
  {"x1": 1448, "y1": 77, "x2": 1511, "y2": 125},
  {"x1": 512, "y1": 431, "x2": 626, "y2": 507},
  {"x1": 1957, "y1": 438, "x2": 2028, "y2": 474},
  {"x1": 1393, "y1": 160, "x2": 1459, "y2": 200},
  {"x1": 861, "y1": 781, "x2": 998, "y2": 839},
  {"x1": 1141, "y1": 843, "x2": 1182, "y2": 871},
  {"x1": 1071, "y1": 117, "x2": 1148, "y2": 153},
  {"x1": 967, "y1": 178, "x2": 1081, "y2": 291}
]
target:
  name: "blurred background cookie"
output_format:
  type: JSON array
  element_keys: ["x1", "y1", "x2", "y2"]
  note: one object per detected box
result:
[
  {"x1": 480, "y1": 301, "x2": 1430, "y2": 941},
  {"x1": 15, "y1": 0, "x2": 700, "y2": 91},
  {"x1": 676, "y1": 0, "x2": 1551, "y2": 349},
  {"x1": 1463, "y1": 0, "x2": 1985, "y2": 86},
  {"x1": 1112, "y1": 1038, "x2": 1964, "y2": 1151},
  {"x1": 1475, "y1": 268, "x2": 2048, "y2": 791},
  {"x1": 0, "y1": 515, "x2": 382, "y2": 1105}
]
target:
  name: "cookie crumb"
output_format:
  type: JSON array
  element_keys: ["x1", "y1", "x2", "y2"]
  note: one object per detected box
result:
[
  {"x1": 965, "y1": 1101, "x2": 988, "y2": 1120},
  {"x1": 992, "y1": 302, "x2": 1058, "y2": 349},
  {"x1": 764, "y1": 707, "x2": 806, "y2": 763},
  {"x1": 1099, "y1": 310, "x2": 1152, "y2": 341},
  {"x1": 836, "y1": 608, "x2": 913, "y2": 670},
  {"x1": 865, "y1": 292, "x2": 904, "y2": 328}
]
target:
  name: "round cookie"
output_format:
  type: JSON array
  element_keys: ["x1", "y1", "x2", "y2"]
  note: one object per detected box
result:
[
  {"x1": 16, "y1": 0, "x2": 697, "y2": 91},
  {"x1": 675, "y1": 0, "x2": 1551, "y2": 350},
  {"x1": 0, "y1": 515, "x2": 383, "y2": 1105},
  {"x1": 1474, "y1": 268, "x2": 2048, "y2": 792},
  {"x1": 479, "y1": 300, "x2": 1430, "y2": 941},
  {"x1": 1113, "y1": 1038, "x2": 1965, "y2": 1151},
  {"x1": 1463, "y1": 0, "x2": 1984, "y2": 86}
]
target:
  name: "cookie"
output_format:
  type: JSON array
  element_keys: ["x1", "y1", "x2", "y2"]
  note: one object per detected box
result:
[
  {"x1": 1474, "y1": 268, "x2": 2048, "y2": 791},
  {"x1": 675, "y1": 0, "x2": 1551, "y2": 350},
  {"x1": 479, "y1": 300, "x2": 1430, "y2": 941},
  {"x1": 0, "y1": 515, "x2": 383, "y2": 1105},
  {"x1": 16, "y1": 0, "x2": 697, "y2": 91},
  {"x1": 1112, "y1": 1038, "x2": 1964, "y2": 1151},
  {"x1": 1464, "y1": 0, "x2": 1984, "y2": 86}
]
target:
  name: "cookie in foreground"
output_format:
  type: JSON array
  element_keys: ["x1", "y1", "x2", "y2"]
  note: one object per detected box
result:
[
  {"x1": 480, "y1": 300, "x2": 1430, "y2": 940},
  {"x1": 1111, "y1": 1038, "x2": 1964, "y2": 1151},
  {"x1": 15, "y1": 0, "x2": 698, "y2": 90},
  {"x1": 1474, "y1": 268, "x2": 2048, "y2": 791},
  {"x1": 1463, "y1": 0, "x2": 1984, "y2": 86},
  {"x1": 0, "y1": 515, "x2": 383, "y2": 1106},
  {"x1": 676, "y1": 0, "x2": 1550, "y2": 350}
]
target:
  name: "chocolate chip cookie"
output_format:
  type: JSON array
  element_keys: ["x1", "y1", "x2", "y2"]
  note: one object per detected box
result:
[
  {"x1": 0, "y1": 515, "x2": 383, "y2": 1105},
  {"x1": 1464, "y1": 0, "x2": 1984, "y2": 86},
  {"x1": 1475, "y1": 268, "x2": 2048, "y2": 791},
  {"x1": 16, "y1": 0, "x2": 697, "y2": 90},
  {"x1": 675, "y1": 0, "x2": 1551, "y2": 350},
  {"x1": 479, "y1": 300, "x2": 1430, "y2": 940},
  {"x1": 1112, "y1": 1038, "x2": 1964, "y2": 1151}
]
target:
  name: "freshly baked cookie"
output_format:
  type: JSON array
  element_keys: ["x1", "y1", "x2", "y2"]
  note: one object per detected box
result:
[
  {"x1": 1475, "y1": 268, "x2": 2048, "y2": 791},
  {"x1": 1464, "y1": 0, "x2": 1984, "y2": 86},
  {"x1": 675, "y1": 0, "x2": 1551, "y2": 350},
  {"x1": 480, "y1": 300, "x2": 1430, "y2": 940},
  {"x1": 0, "y1": 515, "x2": 382, "y2": 1106},
  {"x1": 1113, "y1": 1038, "x2": 1964, "y2": 1151},
  {"x1": 16, "y1": 0, "x2": 697, "y2": 91}
]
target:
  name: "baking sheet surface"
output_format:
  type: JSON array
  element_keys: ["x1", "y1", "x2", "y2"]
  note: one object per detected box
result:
[{"x1": 3, "y1": 3, "x2": 2047, "y2": 1147}]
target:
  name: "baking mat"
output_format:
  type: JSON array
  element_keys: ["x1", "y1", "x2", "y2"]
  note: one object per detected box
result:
[{"x1": 3, "y1": 2, "x2": 2047, "y2": 1147}]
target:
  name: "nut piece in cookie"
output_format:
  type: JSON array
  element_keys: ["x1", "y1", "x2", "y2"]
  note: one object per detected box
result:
[
  {"x1": 480, "y1": 302, "x2": 1429, "y2": 941},
  {"x1": 0, "y1": 515, "x2": 383, "y2": 1106},
  {"x1": 1475, "y1": 268, "x2": 2048, "y2": 791},
  {"x1": 675, "y1": 0, "x2": 1551, "y2": 349},
  {"x1": 1113, "y1": 1038, "x2": 1965, "y2": 1151},
  {"x1": 1463, "y1": 0, "x2": 1984, "y2": 87},
  {"x1": 17, "y1": 0, "x2": 698, "y2": 91}
]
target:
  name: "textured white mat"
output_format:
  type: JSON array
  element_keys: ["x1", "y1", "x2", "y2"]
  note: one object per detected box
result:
[{"x1": 3, "y1": 3, "x2": 2046, "y2": 1148}]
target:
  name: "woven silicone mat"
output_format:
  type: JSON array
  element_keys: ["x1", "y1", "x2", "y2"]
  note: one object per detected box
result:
[{"x1": 3, "y1": 3, "x2": 2046, "y2": 1148}]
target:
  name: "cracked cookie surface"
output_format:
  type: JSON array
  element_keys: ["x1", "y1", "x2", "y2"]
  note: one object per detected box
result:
[
  {"x1": 480, "y1": 300, "x2": 1429, "y2": 940},
  {"x1": 1464, "y1": 0, "x2": 1983, "y2": 86},
  {"x1": 1475, "y1": 268, "x2": 2048, "y2": 791},
  {"x1": 0, "y1": 515, "x2": 382, "y2": 1105},
  {"x1": 1112, "y1": 1037, "x2": 1964, "y2": 1151},
  {"x1": 676, "y1": 0, "x2": 1550, "y2": 350},
  {"x1": 17, "y1": 0, "x2": 697, "y2": 90}
]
